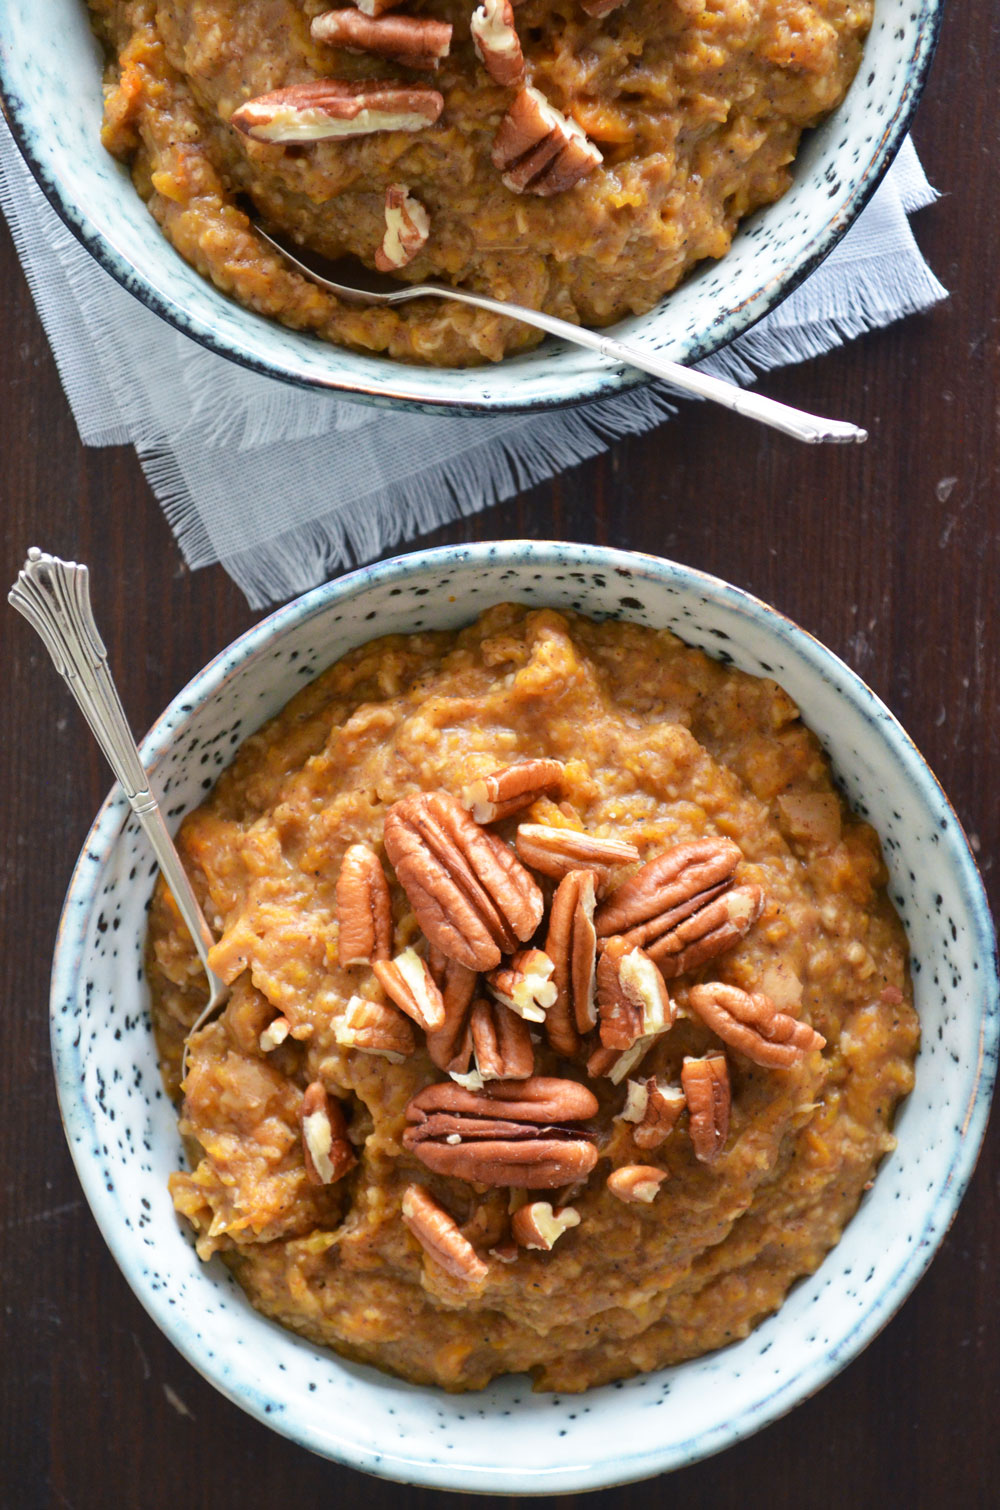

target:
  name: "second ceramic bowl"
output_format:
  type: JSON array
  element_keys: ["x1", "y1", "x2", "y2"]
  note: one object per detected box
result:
[
  {"x1": 49, "y1": 543, "x2": 997, "y2": 1491},
  {"x1": 1, "y1": 1, "x2": 941, "y2": 411}
]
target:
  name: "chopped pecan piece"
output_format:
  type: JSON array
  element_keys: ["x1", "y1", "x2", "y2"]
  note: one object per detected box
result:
[
  {"x1": 312, "y1": 10, "x2": 452, "y2": 71},
  {"x1": 687, "y1": 982, "x2": 826, "y2": 1068},
  {"x1": 383, "y1": 790, "x2": 543, "y2": 971},
  {"x1": 336, "y1": 842, "x2": 392, "y2": 965},
  {"x1": 424, "y1": 945, "x2": 478, "y2": 1073},
  {"x1": 580, "y1": 0, "x2": 629, "y2": 14},
  {"x1": 334, "y1": 993, "x2": 416, "y2": 1060},
  {"x1": 462, "y1": 758, "x2": 563, "y2": 824},
  {"x1": 469, "y1": 996, "x2": 534, "y2": 1081},
  {"x1": 586, "y1": 1038, "x2": 650, "y2": 1085},
  {"x1": 596, "y1": 936, "x2": 674, "y2": 1049},
  {"x1": 682, "y1": 1053, "x2": 731, "y2": 1164},
  {"x1": 512, "y1": 1201, "x2": 580, "y2": 1250},
  {"x1": 545, "y1": 869, "x2": 598, "y2": 1055},
  {"x1": 259, "y1": 1015, "x2": 291, "y2": 1052},
  {"x1": 372, "y1": 947, "x2": 446, "y2": 1032},
  {"x1": 403, "y1": 1077, "x2": 598, "y2": 1188},
  {"x1": 595, "y1": 838, "x2": 762, "y2": 978},
  {"x1": 618, "y1": 1077, "x2": 686, "y2": 1150},
  {"x1": 231, "y1": 81, "x2": 444, "y2": 143},
  {"x1": 485, "y1": 946, "x2": 556, "y2": 1023},
  {"x1": 401, "y1": 1184, "x2": 488, "y2": 1284},
  {"x1": 606, "y1": 1164, "x2": 667, "y2": 1203},
  {"x1": 374, "y1": 184, "x2": 430, "y2": 272},
  {"x1": 299, "y1": 1082, "x2": 356, "y2": 1185},
  {"x1": 514, "y1": 823, "x2": 639, "y2": 890},
  {"x1": 491, "y1": 87, "x2": 602, "y2": 196},
  {"x1": 470, "y1": 0, "x2": 526, "y2": 88}
]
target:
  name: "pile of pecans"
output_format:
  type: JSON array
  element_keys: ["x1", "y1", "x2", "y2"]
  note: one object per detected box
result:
[
  {"x1": 230, "y1": 1, "x2": 620, "y2": 275},
  {"x1": 298, "y1": 757, "x2": 827, "y2": 1285}
]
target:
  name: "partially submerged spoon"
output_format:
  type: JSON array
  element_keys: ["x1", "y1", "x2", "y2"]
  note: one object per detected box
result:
[
  {"x1": 8, "y1": 549, "x2": 227, "y2": 1076},
  {"x1": 253, "y1": 222, "x2": 868, "y2": 446}
]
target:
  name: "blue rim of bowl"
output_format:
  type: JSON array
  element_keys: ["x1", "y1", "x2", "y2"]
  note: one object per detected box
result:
[
  {"x1": 1, "y1": 6, "x2": 943, "y2": 415},
  {"x1": 49, "y1": 542, "x2": 996, "y2": 1491}
]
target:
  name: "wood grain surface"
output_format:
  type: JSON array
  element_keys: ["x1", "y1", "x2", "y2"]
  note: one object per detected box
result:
[{"x1": 1, "y1": 10, "x2": 997, "y2": 1506}]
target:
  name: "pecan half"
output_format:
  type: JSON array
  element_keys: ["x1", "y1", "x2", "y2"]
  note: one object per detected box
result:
[
  {"x1": 545, "y1": 869, "x2": 598, "y2": 1055},
  {"x1": 512, "y1": 1201, "x2": 580, "y2": 1250},
  {"x1": 334, "y1": 993, "x2": 416, "y2": 1059},
  {"x1": 618, "y1": 1077, "x2": 686, "y2": 1150},
  {"x1": 596, "y1": 936, "x2": 674, "y2": 1049},
  {"x1": 491, "y1": 87, "x2": 602, "y2": 196},
  {"x1": 372, "y1": 947, "x2": 446, "y2": 1032},
  {"x1": 485, "y1": 946, "x2": 556, "y2": 1022},
  {"x1": 471, "y1": 0, "x2": 526, "y2": 88},
  {"x1": 687, "y1": 982, "x2": 826, "y2": 1068},
  {"x1": 606, "y1": 1164, "x2": 667, "y2": 1204},
  {"x1": 374, "y1": 184, "x2": 430, "y2": 272},
  {"x1": 462, "y1": 758, "x2": 563, "y2": 824},
  {"x1": 514, "y1": 823, "x2": 639, "y2": 890},
  {"x1": 424, "y1": 945, "x2": 478, "y2": 1073},
  {"x1": 401, "y1": 1184, "x2": 488, "y2": 1284},
  {"x1": 383, "y1": 791, "x2": 543, "y2": 971},
  {"x1": 595, "y1": 838, "x2": 762, "y2": 978},
  {"x1": 300, "y1": 1082, "x2": 356, "y2": 1185},
  {"x1": 231, "y1": 81, "x2": 444, "y2": 143},
  {"x1": 336, "y1": 842, "x2": 392, "y2": 966},
  {"x1": 682, "y1": 1053, "x2": 730, "y2": 1164},
  {"x1": 469, "y1": 996, "x2": 534, "y2": 1081},
  {"x1": 403, "y1": 1077, "x2": 598, "y2": 1188},
  {"x1": 312, "y1": 11, "x2": 452, "y2": 71},
  {"x1": 595, "y1": 837, "x2": 741, "y2": 941},
  {"x1": 647, "y1": 885, "x2": 764, "y2": 978}
]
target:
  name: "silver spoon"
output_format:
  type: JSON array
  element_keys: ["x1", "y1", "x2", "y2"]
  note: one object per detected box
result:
[
  {"x1": 9, "y1": 549, "x2": 228, "y2": 1075},
  {"x1": 254, "y1": 223, "x2": 868, "y2": 446}
]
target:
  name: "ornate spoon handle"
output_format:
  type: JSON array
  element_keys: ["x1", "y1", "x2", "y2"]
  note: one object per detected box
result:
[{"x1": 9, "y1": 549, "x2": 227, "y2": 1013}]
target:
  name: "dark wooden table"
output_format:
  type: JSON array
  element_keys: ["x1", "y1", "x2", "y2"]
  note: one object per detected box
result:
[{"x1": 2, "y1": 11, "x2": 997, "y2": 1506}]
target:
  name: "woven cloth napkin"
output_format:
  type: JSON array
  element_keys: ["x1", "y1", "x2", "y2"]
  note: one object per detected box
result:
[{"x1": 1, "y1": 118, "x2": 946, "y2": 608}]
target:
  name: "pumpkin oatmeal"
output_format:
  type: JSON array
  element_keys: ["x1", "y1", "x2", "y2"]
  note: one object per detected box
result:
[
  {"x1": 147, "y1": 606, "x2": 917, "y2": 1392},
  {"x1": 87, "y1": 0, "x2": 872, "y2": 365}
]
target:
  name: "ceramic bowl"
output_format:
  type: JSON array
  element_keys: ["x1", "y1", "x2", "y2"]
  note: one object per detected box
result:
[
  {"x1": 2, "y1": 2, "x2": 941, "y2": 413},
  {"x1": 50, "y1": 542, "x2": 996, "y2": 1491}
]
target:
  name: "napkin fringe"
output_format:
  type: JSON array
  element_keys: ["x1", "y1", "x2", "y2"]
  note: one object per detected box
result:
[
  {"x1": 706, "y1": 249, "x2": 947, "y2": 387},
  {"x1": 1, "y1": 121, "x2": 947, "y2": 608},
  {"x1": 218, "y1": 384, "x2": 680, "y2": 605}
]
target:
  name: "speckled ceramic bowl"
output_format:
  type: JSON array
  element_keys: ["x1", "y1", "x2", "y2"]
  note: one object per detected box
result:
[
  {"x1": 1, "y1": 2, "x2": 941, "y2": 412},
  {"x1": 51, "y1": 543, "x2": 996, "y2": 1491}
]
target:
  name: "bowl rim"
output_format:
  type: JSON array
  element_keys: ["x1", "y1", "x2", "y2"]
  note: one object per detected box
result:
[
  {"x1": 49, "y1": 541, "x2": 998, "y2": 1489},
  {"x1": 1, "y1": 3, "x2": 944, "y2": 414}
]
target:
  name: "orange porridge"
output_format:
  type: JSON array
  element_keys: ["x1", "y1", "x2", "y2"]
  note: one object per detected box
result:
[
  {"x1": 88, "y1": 0, "x2": 872, "y2": 364},
  {"x1": 146, "y1": 606, "x2": 917, "y2": 1391}
]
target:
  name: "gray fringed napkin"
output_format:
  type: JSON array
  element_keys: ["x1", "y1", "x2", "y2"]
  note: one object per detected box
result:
[{"x1": 1, "y1": 119, "x2": 946, "y2": 607}]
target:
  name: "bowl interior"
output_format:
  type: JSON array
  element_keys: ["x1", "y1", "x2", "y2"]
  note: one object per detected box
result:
[
  {"x1": 2, "y1": 1, "x2": 940, "y2": 411},
  {"x1": 50, "y1": 544, "x2": 997, "y2": 1491}
]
